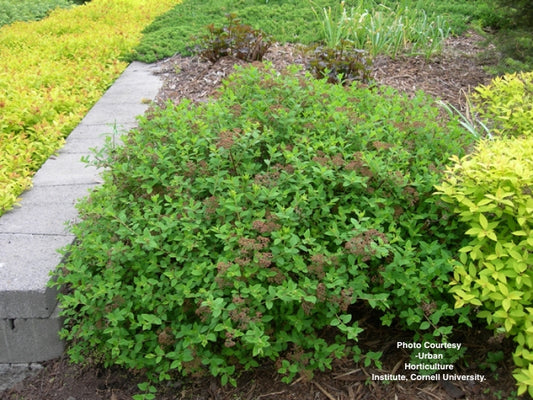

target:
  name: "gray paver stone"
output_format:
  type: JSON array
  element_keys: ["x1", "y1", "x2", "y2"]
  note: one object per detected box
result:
[
  {"x1": 0, "y1": 234, "x2": 72, "y2": 318},
  {"x1": 0, "y1": 304, "x2": 64, "y2": 363}
]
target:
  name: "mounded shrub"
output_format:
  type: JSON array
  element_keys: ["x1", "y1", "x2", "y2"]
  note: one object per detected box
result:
[
  {"x1": 436, "y1": 137, "x2": 533, "y2": 397},
  {"x1": 472, "y1": 71, "x2": 533, "y2": 138},
  {"x1": 53, "y1": 64, "x2": 475, "y2": 388}
]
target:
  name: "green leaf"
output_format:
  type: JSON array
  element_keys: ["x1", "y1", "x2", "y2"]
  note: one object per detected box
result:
[
  {"x1": 502, "y1": 298, "x2": 511, "y2": 312},
  {"x1": 479, "y1": 213, "x2": 489, "y2": 230},
  {"x1": 486, "y1": 230, "x2": 498, "y2": 241},
  {"x1": 465, "y1": 227, "x2": 482, "y2": 236},
  {"x1": 508, "y1": 249, "x2": 523, "y2": 261},
  {"x1": 340, "y1": 314, "x2": 352, "y2": 324},
  {"x1": 498, "y1": 282, "x2": 509, "y2": 296}
]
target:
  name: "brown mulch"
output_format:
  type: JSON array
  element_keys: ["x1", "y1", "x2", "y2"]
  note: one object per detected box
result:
[
  {"x1": 3, "y1": 32, "x2": 521, "y2": 400},
  {"x1": 2, "y1": 321, "x2": 519, "y2": 400},
  {"x1": 153, "y1": 30, "x2": 492, "y2": 112}
]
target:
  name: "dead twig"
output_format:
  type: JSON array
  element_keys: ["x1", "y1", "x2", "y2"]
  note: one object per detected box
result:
[
  {"x1": 256, "y1": 390, "x2": 287, "y2": 399},
  {"x1": 334, "y1": 368, "x2": 362, "y2": 380},
  {"x1": 313, "y1": 381, "x2": 337, "y2": 400}
]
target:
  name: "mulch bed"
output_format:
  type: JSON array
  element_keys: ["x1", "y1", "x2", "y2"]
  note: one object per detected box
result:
[
  {"x1": 153, "y1": 30, "x2": 492, "y2": 112},
  {"x1": 2, "y1": 322, "x2": 519, "y2": 400},
  {"x1": 3, "y1": 32, "x2": 521, "y2": 400}
]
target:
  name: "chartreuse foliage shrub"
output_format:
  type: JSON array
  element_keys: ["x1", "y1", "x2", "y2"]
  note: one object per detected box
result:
[
  {"x1": 0, "y1": 0, "x2": 73, "y2": 28},
  {"x1": 0, "y1": 0, "x2": 180, "y2": 215},
  {"x1": 53, "y1": 64, "x2": 475, "y2": 390},
  {"x1": 472, "y1": 71, "x2": 533, "y2": 138},
  {"x1": 436, "y1": 138, "x2": 533, "y2": 397}
]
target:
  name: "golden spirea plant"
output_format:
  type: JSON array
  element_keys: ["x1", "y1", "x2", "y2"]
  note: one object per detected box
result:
[
  {"x1": 0, "y1": 0, "x2": 180, "y2": 216},
  {"x1": 436, "y1": 137, "x2": 533, "y2": 397},
  {"x1": 472, "y1": 71, "x2": 533, "y2": 138}
]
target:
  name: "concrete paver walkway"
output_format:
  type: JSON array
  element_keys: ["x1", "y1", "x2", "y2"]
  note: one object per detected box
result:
[{"x1": 0, "y1": 62, "x2": 163, "y2": 387}]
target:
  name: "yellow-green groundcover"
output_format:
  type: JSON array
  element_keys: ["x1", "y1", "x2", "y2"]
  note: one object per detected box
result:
[{"x1": 0, "y1": 0, "x2": 180, "y2": 215}]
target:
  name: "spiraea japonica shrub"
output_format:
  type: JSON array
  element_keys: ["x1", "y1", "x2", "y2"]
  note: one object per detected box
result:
[
  {"x1": 436, "y1": 137, "x2": 533, "y2": 397},
  {"x1": 472, "y1": 71, "x2": 533, "y2": 138},
  {"x1": 53, "y1": 63, "x2": 476, "y2": 387}
]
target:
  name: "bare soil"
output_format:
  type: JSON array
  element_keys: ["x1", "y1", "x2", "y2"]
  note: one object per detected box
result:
[{"x1": 3, "y1": 32, "x2": 521, "y2": 400}]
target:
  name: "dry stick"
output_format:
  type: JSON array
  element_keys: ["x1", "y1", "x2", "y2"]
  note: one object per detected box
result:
[
  {"x1": 290, "y1": 375, "x2": 305, "y2": 385},
  {"x1": 390, "y1": 357, "x2": 407, "y2": 375},
  {"x1": 313, "y1": 381, "x2": 337, "y2": 400},
  {"x1": 347, "y1": 385, "x2": 355, "y2": 400},
  {"x1": 256, "y1": 390, "x2": 287, "y2": 399},
  {"x1": 334, "y1": 368, "x2": 362, "y2": 380}
]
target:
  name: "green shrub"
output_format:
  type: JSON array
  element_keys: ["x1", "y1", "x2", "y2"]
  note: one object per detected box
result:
[
  {"x1": 53, "y1": 64, "x2": 475, "y2": 387},
  {"x1": 472, "y1": 71, "x2": 533, "y2": 138},
  {"x1": 426, "y1": 0, "x2": 506, "y2": 32},
  {"x1": 0, "y1": 0, "x2": 74, "y2": 28},
  {"x1": 436, "y1": 137, "x2": 533, "y2": 397},
  {"x1": 486, "y1": 29, "x2": 533, "y2": 75},
  {"x1": 493, "y1": 0, "x2": 533, "y2": 28},
  {"x1": 0, "y1": 0, "x2": 180, "y2": 215}
]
